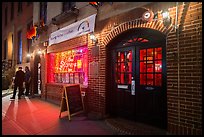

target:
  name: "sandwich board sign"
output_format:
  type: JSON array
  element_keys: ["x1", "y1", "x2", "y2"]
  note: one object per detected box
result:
[{"x1": 59, "y1": 84, "x2": 84, "y2": 120}]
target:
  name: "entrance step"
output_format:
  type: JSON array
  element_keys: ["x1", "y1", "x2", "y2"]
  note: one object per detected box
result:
[{"x1": 105, "y1": 117, "x2": 167, "y2": 135}]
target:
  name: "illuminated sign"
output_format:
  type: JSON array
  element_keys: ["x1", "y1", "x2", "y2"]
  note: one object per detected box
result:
[{"x1": 49, "y1": 14, "x2": 96, "y2": 46}]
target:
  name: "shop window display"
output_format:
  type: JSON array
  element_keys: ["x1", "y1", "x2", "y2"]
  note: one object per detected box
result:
[{"x1": 47, "y1": 46, "x2": 88, "y2": 86}]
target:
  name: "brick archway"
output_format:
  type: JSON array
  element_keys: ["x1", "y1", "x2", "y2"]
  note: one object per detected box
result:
[{"x1": 103, "y1": 19, "x2": 174, "y2": 46}]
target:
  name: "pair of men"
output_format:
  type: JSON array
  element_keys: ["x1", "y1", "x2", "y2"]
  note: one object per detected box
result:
[{"x1": 10, "y1": 66, "x2": 31, "y2": 100}]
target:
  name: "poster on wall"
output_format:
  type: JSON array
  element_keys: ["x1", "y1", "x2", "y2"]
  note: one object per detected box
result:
[
  {"x1": 49, "y1": 14, "x2": 97, "y2": 46},
  {"x1": 89, "y1": 61, "x2": 98, "y2": 78}
]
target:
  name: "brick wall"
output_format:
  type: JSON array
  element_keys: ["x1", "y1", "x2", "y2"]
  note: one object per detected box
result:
[
  {"x1": 166, "y1": 2, "x2": 202, "y2": 135},
  {"x1": 87, "y1": 2, "x2": 202, "y2": 135},
  {"x1": 2, "y1": 2, "x2": 33, "y2": 65}
]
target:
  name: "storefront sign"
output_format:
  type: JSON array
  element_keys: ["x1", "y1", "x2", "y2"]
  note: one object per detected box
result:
[{"x1": 49, "y1": 14, "x2": 97, "y2": 46}]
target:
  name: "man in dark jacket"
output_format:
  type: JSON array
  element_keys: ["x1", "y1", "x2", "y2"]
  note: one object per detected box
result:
[{"x1": 10, "y1": 67, "x2": 25, "y2": 100}]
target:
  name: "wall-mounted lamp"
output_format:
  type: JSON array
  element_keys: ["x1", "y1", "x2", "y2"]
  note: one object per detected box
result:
[
  {"x1": 27, "y1": 53, "x2": 31, "y2": 58},
  {"x1": 90, "y1": 32, "x2": 98, "y2": 45},
  {"x1": 37, "y1": 50, "x2": 42, "y2": 55},
  {"x1": 162, "y1": 10, "x2": 171, "y2": 26}
]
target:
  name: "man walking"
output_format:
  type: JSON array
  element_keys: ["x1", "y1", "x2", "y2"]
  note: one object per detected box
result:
[
  {"x1": 10, "y1": 67, "x2": 25, "y2": 100},
  {"x1": 24, "y1": 66, "x2": 31, "y2": 96}
]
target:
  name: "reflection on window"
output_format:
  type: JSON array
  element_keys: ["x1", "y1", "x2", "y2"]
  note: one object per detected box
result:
[
  {"x1": 47, "y1": 46, "x2": 88, "y2": 86},
  {"x1": 140, "y1": 47, "x2": 162, "y2": 86},
  {"x1": 115, "y1": 50, "x2": 132, "y2": 84}
]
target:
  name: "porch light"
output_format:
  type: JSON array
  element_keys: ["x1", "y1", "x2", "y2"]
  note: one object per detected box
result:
[
  {"x1": 27, "y1": 54, "x2": 31, "y2": 58},
  {"x1": 90, "y1": 32, "x2": 98, "y2": 44},
  {"x1": 162, "y1": 11, "x2": 170, "y2": 20},
  {"x1": 162, "y1": 10, "x2": 171, "y2": 26},
  {"x1": 37, "y1": 50, "x2": 42, "y2": 55}
]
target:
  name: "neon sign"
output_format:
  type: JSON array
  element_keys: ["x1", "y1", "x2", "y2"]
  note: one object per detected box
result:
[{"x1": 47, "y1": 46, "x2": 88, "y2": 86}]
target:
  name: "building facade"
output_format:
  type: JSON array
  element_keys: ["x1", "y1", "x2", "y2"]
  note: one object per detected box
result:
[
  {"x1": 4, "y1": 2, "x2": 202, "y2": 135},
  {"x1": 2, "y1": 2, "x2": 33, "y2": 71}
]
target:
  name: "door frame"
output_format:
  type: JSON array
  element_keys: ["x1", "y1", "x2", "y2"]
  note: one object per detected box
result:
[{"x1": 106, "y1": 28, "x2": 167, "y2": 129}]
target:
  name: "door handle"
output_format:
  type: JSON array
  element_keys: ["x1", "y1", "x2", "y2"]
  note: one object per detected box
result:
[{"x1": 131, "y1": 79, "x2": 135, "y2": 95}]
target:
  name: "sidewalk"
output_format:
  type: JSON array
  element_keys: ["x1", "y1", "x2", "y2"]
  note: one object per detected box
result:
[
  {"x1": 2, "y1": 89, "x2": 13, "y2": 97},
  {"x1": 2, "y1": 91, "x2": 168, "y2": 135},
  {"x1": 2, "y1": 94, "x2": 117, "y2": 135}
]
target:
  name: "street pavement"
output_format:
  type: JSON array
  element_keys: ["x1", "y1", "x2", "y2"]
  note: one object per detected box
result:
[
  {"x1": 2, "y1": 89, "x2": 168, "y2": 135},
  {"x1": 2, "y1": 92, "x2": 117, "y2": 135}
]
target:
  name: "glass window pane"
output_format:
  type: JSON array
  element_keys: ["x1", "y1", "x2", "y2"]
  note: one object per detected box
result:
[
  {"x1": 128, "y1": 73, "x2": 132, "y2": 84},
  {"x1": 140, "y1": 62, "x2": 146, "y2": 72},
  {"x1": 140, "y1": 49, "x2": 146, "y2": 60},
  {"x1": 147, "y1": 64, "x2": 154, "y2": 72},
  {"x1": 47, "y1": 46, "x2": 88, "y2": 85},
  {"x1": 155, "y1": 74, "x2": 162, "y2": 86},
  {"x1": 147, "y1": 74, "x2": 153, "y2": 80},
  {"x1": 127, "y1": 50, "x2": 132, "y2": 61},
  {"x1": 117, "y1": 63, "x2": 121, "y2": 72},
  {"x1": 121, "y1": 73, "x2": 124, "y2": 84},
  {"x1": 127, "y1": 62, "x2": 132, "y2": 72},
  {"x1": 155, "y1": 61, "x2": 162, "y2": 72},
  {"x1": 147, "y1": 48, "x2": 153, "y2": 57},
  {"x1": 147, "y1": 79, "x2": 153, "y2": 86},
  {"x1": 155, "y1": 47, "x2": 162, "y2": 60},
  {"x1": 140, "y1": 74, "x2": 146, "y2": 85},
  {"x1": 121, "y1": 52, "x2": 125, "y2": 62},
  {"x1": 117, "y1": 52, "x2": 120, "y2": 62},
  {"x1": 121, "y1": 62, "x2": 125, "y2": 72}
]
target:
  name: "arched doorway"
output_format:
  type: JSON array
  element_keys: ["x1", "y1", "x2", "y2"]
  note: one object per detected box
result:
[{"x1": 106, "y1": 28, "x2": 167, "y2": 129}]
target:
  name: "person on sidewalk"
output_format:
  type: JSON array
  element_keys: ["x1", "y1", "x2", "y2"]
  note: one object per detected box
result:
[
  {"x1": 10, "y1": 67, "x2": 25, "y2": 100},
  {"x1": 24, "y1": 66, "x2": 31, "y2": 96}
]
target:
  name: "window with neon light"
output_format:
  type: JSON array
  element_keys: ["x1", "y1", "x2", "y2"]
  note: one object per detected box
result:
[{"x1": 47, "y1": 46, "x2": 88, "y2": 86}]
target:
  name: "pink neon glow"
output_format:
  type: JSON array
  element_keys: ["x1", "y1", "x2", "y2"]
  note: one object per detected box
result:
[{"x1": 47, "y1": 46, "x2": 88, "y2": 86}]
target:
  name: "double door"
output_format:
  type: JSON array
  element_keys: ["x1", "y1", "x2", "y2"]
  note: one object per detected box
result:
[{"x1": 110, "y1": 43, "x2": 167, "y2": 128}]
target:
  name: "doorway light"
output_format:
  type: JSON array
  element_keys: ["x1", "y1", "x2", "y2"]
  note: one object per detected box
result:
[{"x1": 162, "y1": 10, "x2": 171, "y2": 26}]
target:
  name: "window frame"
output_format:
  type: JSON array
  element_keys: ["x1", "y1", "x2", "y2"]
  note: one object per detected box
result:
[
  {"x1": 40, "y1": 2, "x2": 47, "y2": 24},
  {"x1": 11, "y1": 2, "x2": 14, "y2": 21},
  {"x1": 5, "y1": 7, "x2": 7, "y2": 26},
  {"x1": 18, "y1": 2, "x2": 23, "y2": 13},
  {"x1": 62, "y1": 2, "x2": 76, "y2": 12}
]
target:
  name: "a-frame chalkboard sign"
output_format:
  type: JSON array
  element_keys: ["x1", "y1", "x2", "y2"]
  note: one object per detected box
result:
[{"x1": 59, "y1": 84, "x2": 84, "y2": 121}]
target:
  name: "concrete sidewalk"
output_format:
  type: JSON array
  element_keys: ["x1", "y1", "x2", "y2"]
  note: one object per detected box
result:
[
  {"x1": 2, "y1": 95, "x2": 117, "y2": 135},
  {"x1": 2, "y1": 89, "x2": 13, "y2": 97}
]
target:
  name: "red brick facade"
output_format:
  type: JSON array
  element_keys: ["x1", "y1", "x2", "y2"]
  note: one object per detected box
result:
[
  {"x1": 2, "y1": 2, "x2": 33, "y2": 65},
  {"x1": 85, "y1": 2, "x2": 202, "y2": 135},
  {"x1": 5, "y1": 2, "x2": 200, "y2": 135}
]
